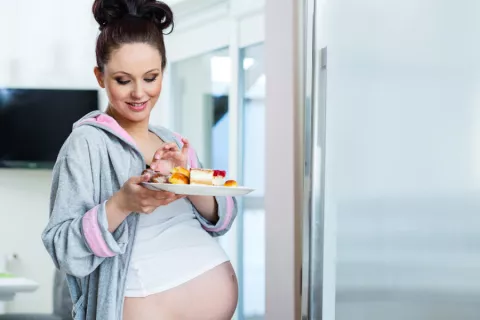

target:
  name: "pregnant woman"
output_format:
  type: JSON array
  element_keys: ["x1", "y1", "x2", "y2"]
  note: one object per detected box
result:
[{"x1": 41, "y1": 0, "x2": 238, "y2": 319}]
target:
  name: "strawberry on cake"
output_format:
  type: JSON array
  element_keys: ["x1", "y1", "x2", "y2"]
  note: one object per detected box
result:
[{"x1": 212, "y1": 170, "x2": 226, "y2": 186}]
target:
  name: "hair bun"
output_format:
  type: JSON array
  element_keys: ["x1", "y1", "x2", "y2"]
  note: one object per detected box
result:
[
  {"x1": 92, "y1": 0, "x2": 128, "y2": 31},
  {"x1": 138, "y1": 1, "x2": 174, "y2": 34},
  {"x1": 92, "y1": 0, "x2": 174, "y2": 33}
]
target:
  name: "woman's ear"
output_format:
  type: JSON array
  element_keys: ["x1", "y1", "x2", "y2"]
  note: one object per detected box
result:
[{"x1": 94, "y1": 67, "x2": 105, "y2": 88}]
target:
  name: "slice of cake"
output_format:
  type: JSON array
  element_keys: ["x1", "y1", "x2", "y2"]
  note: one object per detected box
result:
[{"x1": 190, "y1": 169, "x2": 214, "y2": 185}]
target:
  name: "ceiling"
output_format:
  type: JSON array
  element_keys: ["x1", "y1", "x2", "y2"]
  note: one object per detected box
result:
[
  {"x1": 163, "y1": 0, "x2": 228, "y2": 17},
  {"x1": 162, "y1": 0, "x2": 190, "y2": 5}
]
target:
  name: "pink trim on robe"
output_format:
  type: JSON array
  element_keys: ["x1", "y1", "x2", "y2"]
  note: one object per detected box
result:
[
  {"x1": 76, "y1": 114, "x2": 137, "y2": 147},
  {"x1": 188, "y1": 147, "x2": 199, "y2": 168},
  {"x1": 82, "y1": 205, "x2": 116, "y2": 258},
  {"x1": 202, "y1": 196, "x2": 234, "y2": 232},
  {"x1": 76, "y1": 114, "x2": 133, "y2": 257}
]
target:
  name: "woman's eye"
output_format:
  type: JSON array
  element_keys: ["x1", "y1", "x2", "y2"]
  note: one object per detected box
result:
[
  {"x1": 145, "y1": 76, "x2": 158, "y2": 83},
  {"x1": 115, "y1": 79, "x2": 130, "y2": 85}
]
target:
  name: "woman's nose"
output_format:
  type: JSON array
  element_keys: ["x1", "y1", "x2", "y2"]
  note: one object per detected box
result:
[{"x1": 131, "y1": 84, "x2": 144, "y2": 100}]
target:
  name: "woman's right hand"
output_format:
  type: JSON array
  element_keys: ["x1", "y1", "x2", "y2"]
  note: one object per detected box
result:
[{"x1": 111, "y1": 172, "x2": 184, "y2": 215}]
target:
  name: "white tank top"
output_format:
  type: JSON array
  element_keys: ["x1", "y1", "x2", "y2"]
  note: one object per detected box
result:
[{"x1": 124, "y1": 199, "x2": 229, "y2": 297}]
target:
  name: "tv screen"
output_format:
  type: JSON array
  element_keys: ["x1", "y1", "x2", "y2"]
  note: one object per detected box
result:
[{"x1": 0, "y1": 88, "x2": 99, "y2": 169}]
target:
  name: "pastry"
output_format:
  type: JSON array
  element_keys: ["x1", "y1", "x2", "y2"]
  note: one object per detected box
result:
[
  {"x1": 171, "y1": 166, "x2": 190, "y2": 178},
  {"x1": 168, "y1": 172, "x2": 189, "y2": 184},
  {"x1": 151, "y1": 175, "x2": 168, "y2": 183},
  {"x1": 142, "y1": 168, "x2": 167, "y2": 183},
  {"x1": 224, "y1": 180, "x2": 237, "y2": 187}
]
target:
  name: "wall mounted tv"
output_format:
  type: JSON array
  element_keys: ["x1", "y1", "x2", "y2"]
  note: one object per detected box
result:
[{"x1": 0, "y1": 88, "x2": 99, "y2": 169}]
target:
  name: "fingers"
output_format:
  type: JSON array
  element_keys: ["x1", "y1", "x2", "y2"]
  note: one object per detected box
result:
[
  {"x1": 153, "y1": 146, "x2": 167, "y2": 160},
  {"x1": 153, "y1": 142, "x2": 178, "y2": 161},
  {"x1": 181, "y1": 138, "x2": 189, "y2": 160},
  {"x1": 155, "y1": 141, "x2": 188, "y2": 169},
  {"x1": 156, "y1": 194, "x2": 186, "y2": 206},
  {"x1": 161, "y1": 142, "x2": 186, "y2": 161},
  {"x1": 151, "y1": 142, "x2": 179, "y2": 172},
  {"x1": 161, "y1": 151, "x2": 183, "y2": 162},
  {"x1": 162, "y1": 140, "x2": 188, "y2": 152},
  {"x1": 139, "y1": 191, "x2": 184, "y2": 213},
  {"x1": 149, "y1": 159, "x2": 172, "y2": 175},
  {"x1": 141, "y1": 189, "x2": 176, "y2": 203},
  {"x1": 162, "y1": 142, "x2": 179, "y2": 152},
  {"x1": 129, "y1": 173, "x2": 151, "y2": 185},
  {"x1": 153, "y1": 191, "x2": 176, "y2": 201}
]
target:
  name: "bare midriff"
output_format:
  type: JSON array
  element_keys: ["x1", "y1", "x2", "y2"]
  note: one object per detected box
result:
[{"x1": 123, "y1": 261, "x2": 238, "y2": 320}]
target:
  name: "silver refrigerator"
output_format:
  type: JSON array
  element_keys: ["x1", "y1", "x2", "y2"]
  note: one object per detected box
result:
[{"x1": 301, "y1": 0, "x2": 480, "y2": 319}]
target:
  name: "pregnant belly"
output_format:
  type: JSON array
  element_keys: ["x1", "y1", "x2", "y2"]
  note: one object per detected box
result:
[{"x1": 123, "y1": 261, "x2": 238, "y2": 320}]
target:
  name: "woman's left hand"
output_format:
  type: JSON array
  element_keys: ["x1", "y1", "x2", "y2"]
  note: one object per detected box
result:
[{"x1": 150, "y1": 138, "x2": 190, "y2": 173}]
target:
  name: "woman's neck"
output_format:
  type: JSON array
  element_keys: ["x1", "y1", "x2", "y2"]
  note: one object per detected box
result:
[{"x1": 106, "y1": 106, "x2": 150, "y2": 142}]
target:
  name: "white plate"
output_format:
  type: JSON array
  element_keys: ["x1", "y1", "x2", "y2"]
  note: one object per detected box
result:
[{"x1": 142, "y1": 182, "x2": 254, "y2": 196}]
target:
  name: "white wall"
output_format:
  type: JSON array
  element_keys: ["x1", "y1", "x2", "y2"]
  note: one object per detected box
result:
[
  {"x1": 0, "y1": 170, "x2": 54, "y2": 314},
  {"x1": 231, "y1": 0, "x2": 264, "y2": 17}
]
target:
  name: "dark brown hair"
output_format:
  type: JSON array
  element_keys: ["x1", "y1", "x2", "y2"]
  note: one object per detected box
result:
[{"x1": 92, "y1": 0, "x2": 174, "y2": 72}]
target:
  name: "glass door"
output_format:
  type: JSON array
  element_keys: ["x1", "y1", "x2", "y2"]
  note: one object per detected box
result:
[{"x1": 170, "y1": 47, "x2": 230, "y2": 170}]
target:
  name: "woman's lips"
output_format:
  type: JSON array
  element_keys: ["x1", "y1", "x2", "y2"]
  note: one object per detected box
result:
[{"x1": 127, "y1": 101, "x2": 148, "y2": 112}]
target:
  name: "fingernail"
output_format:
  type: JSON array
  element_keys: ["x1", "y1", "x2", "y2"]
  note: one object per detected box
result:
[
  {"x1": 150, "y1": 164, "x2": 156, "y2": 170},
  {"x1": 155, "y1": 154, "x2": 161, "y2": 159}
]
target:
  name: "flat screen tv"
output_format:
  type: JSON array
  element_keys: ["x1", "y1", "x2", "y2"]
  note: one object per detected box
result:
[{"x1": 0, "y1": 88, "x2": 99, "y2": 169}]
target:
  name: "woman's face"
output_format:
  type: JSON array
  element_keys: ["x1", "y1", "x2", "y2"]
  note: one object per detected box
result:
[{"x1": 94, "y1": 43, "x2": 163, "y2": 124}]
